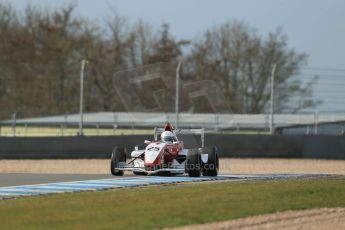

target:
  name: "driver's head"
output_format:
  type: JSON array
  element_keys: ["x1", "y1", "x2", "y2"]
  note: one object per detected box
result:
[{"x1": 161, "y1": 131, "x2": 174, "y2": 143}]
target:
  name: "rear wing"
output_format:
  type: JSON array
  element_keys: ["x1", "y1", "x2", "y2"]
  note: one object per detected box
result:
[{"x1": 154, "y1": 127, "x2": 205, "y2": 147}]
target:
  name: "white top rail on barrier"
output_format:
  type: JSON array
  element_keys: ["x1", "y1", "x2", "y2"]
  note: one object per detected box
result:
[{"x1": 1, "y1": 112, "x2": 345, "y2": 132}]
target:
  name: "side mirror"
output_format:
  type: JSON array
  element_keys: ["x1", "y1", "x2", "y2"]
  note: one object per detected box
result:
[{"x1": 144, "y1": 140, "x2": 151, "y2": 145}]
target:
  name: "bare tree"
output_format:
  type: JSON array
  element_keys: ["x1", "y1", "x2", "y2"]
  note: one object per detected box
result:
[
  {"x1": 128, "y1": 19, "x2": 157, "y2": 66},
  {"x1": 148, "y1": 24, "x2": 190, "y2": 64},
  {"x1": 0, "y1": 3, "x2": 319, "y2": 118},
  {"x1": 186, "y1": 21, "x2": 317, "y2": 113}
]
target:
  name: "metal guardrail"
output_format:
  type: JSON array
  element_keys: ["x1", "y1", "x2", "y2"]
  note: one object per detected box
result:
[{"x1": 1, "y1": 112, "x2": 345, "y2": 135}]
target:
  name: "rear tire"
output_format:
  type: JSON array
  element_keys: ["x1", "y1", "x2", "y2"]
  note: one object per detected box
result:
[
  {"x1": 110, "y1": 147, "x2": 126, "y2": 176},
  {"x1": 201, "y1": 146, "x2": 219, "y2": 176},
  {"x1": 186, "y1": 149, "x2": 202, "y2": 177}
]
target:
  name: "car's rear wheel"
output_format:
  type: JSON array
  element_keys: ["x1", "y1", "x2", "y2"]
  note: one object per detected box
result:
[
  {"x1": 186, "y1": 149, "x2": 201, "y2": 177},
  {"x1": 110, "y1": 147, "x2": 126, "y2": 176},
  {"x1": 200, "y1": 146, "x2": 219, "y2": 176}
]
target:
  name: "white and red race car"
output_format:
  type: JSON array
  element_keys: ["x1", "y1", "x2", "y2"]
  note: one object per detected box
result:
[{"x1": 110, "y1": 123, "x2": 219, "y2": 177}]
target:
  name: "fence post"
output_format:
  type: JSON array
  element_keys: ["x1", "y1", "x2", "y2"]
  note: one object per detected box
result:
[
  {"x1": 96, "y1": 124, "x2": 100, "y2": 136},
  {"x1": 215, "y1": 114, "x2": 219, "y2": 131},
  {"x1": 113, "y1": 112, "x2": 118, "y2": 125},
  {"x1": 265, "y1": 113, "x2": 269, "y2": 131},
  {"x1": 79, "y1": 60, "x2": 88, "y2": 136},
  {"x1": 314, "y1": 111, "x2": 318, "y2": 135},
  {"x1": 64, "y1": 112, "x2": 68, "y2": 136},
  {"x1": 11, "y1": 112, "x2": 16, "y2": 137},
  {"x1": 175, "y1": 62, "x2": 182, "y2": 129},
  {"x1": 113, "y1": 112, "x2": 118, "y2": 135},
  {"x1": 269, "y1": 64, "x2": 277, "y2": 135},
  {"x1": 201, "y1": 128, "x2": 205, "y2": 148},
  {"x1": 59, "y1": 124, "x2": 62, "y2": 136}
]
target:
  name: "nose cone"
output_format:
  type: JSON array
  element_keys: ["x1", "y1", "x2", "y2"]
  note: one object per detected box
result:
[{"x1": 144, "y1": 142, "x2": 166, "y2": 165}]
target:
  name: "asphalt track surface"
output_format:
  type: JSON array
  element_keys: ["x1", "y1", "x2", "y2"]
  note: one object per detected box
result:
[
  {"x1": 0, "y1": 173, "x2": 121, "y2": 187},
  {"x1": 0, "y1": 173, "x2": 330, "y2": 200}
]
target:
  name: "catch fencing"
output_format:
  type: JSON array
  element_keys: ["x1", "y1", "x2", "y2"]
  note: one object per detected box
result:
[{"x1": 1, "y1": 112, "x2": 345, "y2": 136}]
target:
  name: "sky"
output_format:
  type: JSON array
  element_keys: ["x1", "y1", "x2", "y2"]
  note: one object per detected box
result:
[
  {"x1": 7, "y1": 0, "x2": 345, "y2": 70},
  {"x1": 5, "y1": 0, "x2": 345, "y2": 112}
]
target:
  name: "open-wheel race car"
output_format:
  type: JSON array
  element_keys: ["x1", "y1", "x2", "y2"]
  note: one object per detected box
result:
[{"x1": 110, "y1": 123, "x2": 219, "y2": 177}]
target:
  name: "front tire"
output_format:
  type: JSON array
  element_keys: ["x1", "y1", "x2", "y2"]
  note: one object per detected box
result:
[
  {"x1": 201, "y1": 146, "x2": 219, "y2": 176},
  {"x1": 110, "y1": 147, "x2": 126, "y2": 176},
  {"x1": 186, "y1": 149, "x2": 202, "y2": 177}
]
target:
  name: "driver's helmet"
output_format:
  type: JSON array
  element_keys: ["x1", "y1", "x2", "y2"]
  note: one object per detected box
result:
[{"x1": 161, "y1": 131, "x2": 174, "y2": 143}]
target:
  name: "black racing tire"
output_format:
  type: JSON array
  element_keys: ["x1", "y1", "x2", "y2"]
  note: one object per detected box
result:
[
  {"x1": 110, "y1": 147, "x2": 126, "y2": 176},
  {"x1": 186, "y1": 148, "x2": 202, "y2": 177},
  {"x1": 200, "y1": 146, "x2": 219, "y2": 176},
  {"x1": 133, "y1": 171, "x2": 148, "y2": 176}
]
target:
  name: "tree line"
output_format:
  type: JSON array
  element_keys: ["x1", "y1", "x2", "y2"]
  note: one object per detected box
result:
[{"x1": 0, "y1": 3, "x2": 317, "y2": 119}]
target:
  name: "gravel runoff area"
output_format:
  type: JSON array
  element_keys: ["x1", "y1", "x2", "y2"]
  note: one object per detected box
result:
[
  {"x1": 0, "y1": 158, "x2": 345, "y2": 175},
  {"x1": 166, "y1": 208, "x2": 345, "y2": 230}
]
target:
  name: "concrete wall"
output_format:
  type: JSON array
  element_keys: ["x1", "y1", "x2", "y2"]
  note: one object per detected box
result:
[
  {"x1": 206, "y1": 134, "x2": 345, "y2": 159},
  {"x1": 0, "y1": 134, "x2": 344, "y2": 159},
  {"x1": 0, "y1": 136, "x2": 151, "y2": 159}
]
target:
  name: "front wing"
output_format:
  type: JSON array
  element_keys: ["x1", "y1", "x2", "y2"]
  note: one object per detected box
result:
[{"x1": 115, "y1": 163, "x2": 185, "y2": 174}]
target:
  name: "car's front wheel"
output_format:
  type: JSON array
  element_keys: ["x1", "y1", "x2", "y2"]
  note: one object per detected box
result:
[
  {"x1": 200, "y1": 146, "x2": 219, "y2": 176},
  {"x1": 186, "y1": 149, "x2": 202, "y2": 177},
  {"x1": 110, "y1": 147, "x2": 126, "y2": 176}
]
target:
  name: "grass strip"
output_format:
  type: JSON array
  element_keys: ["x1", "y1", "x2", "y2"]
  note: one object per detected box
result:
[{"x1": 0, "y1": 179, "x2": 344, "y2": 229}]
